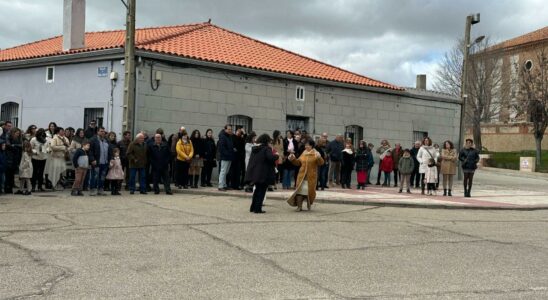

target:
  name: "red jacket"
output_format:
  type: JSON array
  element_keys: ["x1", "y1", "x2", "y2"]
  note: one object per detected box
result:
[{"x1": 380, "y1": 155, "x2": 394, "y2": 173}]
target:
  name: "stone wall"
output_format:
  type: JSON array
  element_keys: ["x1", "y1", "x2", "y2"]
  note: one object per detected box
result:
[
  {"x1": 465, "y1": 123, "x2": 548, "y2": 152},
  {"x1": 135, "y1": 60, "x2": 461, "y2": 149}
]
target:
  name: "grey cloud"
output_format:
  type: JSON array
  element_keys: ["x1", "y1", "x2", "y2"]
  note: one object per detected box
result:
[{"x1": 0, "y1": 0, "x2": 546, "y2": 88}]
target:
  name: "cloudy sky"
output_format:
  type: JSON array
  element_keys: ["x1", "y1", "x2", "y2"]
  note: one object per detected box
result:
[{"x1": 1, "y1": 0, "x2": 546, "y2": 88}]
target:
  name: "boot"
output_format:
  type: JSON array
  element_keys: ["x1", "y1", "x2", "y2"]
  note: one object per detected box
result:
[
  {"x1": 448, "y1": 189, "x2": 452, "y2": 197},
  {"x1": 71, "y1": 190, "x2": 78, "y2": 196},
  {"x1": 77, "y1": 190, "x2": 84, "y2": 196},
  {"x1": 305, "y1": 197, "x2": 311, "y2": 211},
  {"x1": 296, "y1": 196, "x2": 303, "y2": 212},
  {"x1": 443, "y1": 189, "x2": 447, "y2": 196}
]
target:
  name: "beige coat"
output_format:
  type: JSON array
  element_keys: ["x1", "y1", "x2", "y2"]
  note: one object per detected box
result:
[
  {"x1": 50, "y1": 135, "x2": 68, "y2": 159},
  {"x1": 440, "y1": 149, "x2": 457, "y2": 175},
  {"x1": 287, "y1": 149, "x2": 324, "y2": 206}
]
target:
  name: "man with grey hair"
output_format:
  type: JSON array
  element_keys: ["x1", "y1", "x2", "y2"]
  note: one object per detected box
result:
[
  {"x1": 127, "y1": 133, "x2": 148, "y2": 194},
  {"x1": 410, "y1": 140, "x2": 422, "y2": 188}
]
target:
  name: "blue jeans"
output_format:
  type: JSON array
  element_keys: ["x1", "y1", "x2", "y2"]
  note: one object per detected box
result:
[
  {"x1": 218, "y1": 160, "x2": 232, "y2": 189},
  {"x1": 129, "y1": 168, "x2": 146, "y2": 192},
  {"x1": 283, "y1": 168, "x2": 295, "y2": 188},
  {"x1": 90, "y1": 164, "x2": 108, "y2": 190},
  {"x1": 318, "y1": 163, "x2": 328, "y2": 188}
]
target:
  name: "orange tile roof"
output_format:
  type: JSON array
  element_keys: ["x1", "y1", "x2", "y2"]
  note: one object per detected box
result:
[
  {"x1": 0, "y1": 23, "x2": 401, "y2": 90},
  {"x1": 490, "y1": 26, "x2": 548, "y2": 51}
]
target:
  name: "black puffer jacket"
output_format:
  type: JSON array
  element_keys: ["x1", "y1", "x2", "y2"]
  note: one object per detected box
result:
[
  {"x1": 459, "y1": 147, "x2": 480, "y2": 171},
  {"x1": 6, "y1": 137, "x2": 22, "y2": 171},
  {"x1": 244, "y1": 144, "x2": 278, "y2": 185}
]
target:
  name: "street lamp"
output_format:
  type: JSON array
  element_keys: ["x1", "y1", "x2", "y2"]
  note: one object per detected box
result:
[{"x1": 458, "y1": 13, "x2": 482, "y2": 180}]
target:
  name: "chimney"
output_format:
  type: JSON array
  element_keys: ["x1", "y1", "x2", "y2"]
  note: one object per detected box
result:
[
  {"x1": 416, "y1": 74, "x2": 427, "y2": 90},
  {"x1": 63, "y1": 0, "x2": 86, "y2": 51}
]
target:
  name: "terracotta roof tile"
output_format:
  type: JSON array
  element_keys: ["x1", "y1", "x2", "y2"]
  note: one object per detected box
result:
[
  {"x1": 490, "y1": 26, "x2": 548, "y2": 51},
  {"x1": 0, "y1": 23, "x2": 401, "y2": 90}
]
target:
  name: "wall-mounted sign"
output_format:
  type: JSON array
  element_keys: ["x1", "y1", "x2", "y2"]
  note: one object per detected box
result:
[{"x1": 97, "y1": 67, "x2": 108, "y2": 77}]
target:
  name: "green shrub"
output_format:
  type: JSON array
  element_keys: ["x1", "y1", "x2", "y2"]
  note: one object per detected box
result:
[{"x1": 486, "y1": 150, "x2": 548, "y2": 173}]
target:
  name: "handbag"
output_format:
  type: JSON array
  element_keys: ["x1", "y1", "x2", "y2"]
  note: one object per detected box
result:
[{"x1": 425, "y1": 148, "x2": 440, "y2": 167}]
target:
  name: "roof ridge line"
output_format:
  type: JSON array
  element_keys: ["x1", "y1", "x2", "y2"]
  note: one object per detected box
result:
[
  {"x1": 137, "y1": 23, "x2": 210, "y2": 46},
  {"x1": 208, "y1": 24, "x2": 401, "y2": 90}
]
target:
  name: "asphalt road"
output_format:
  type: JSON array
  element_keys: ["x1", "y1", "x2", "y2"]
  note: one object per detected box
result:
[{"x1": 1, "y1": 189, "x2": 548, "y2": 299}]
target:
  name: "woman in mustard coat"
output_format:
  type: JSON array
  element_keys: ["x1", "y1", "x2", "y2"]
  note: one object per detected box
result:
[
  {"x1": 175, "y1": 130, "x2": 194, "y2": 189},
  {"x1": 287, "y1": 140, "x2": 324, "y2": 211}
]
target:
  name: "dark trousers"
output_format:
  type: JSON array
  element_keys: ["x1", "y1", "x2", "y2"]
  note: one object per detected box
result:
[
  {"x1": 410, "y1": 166, "x2": 421, "y2": 188},
  {"x1": 376, "y1": 159, "x2": 383, "y2": 184},
  {"x1": 31, "y1": 159, "x2": 46, "y2": 189},
  {"x1": 153, "y1": 168, "x2": 171, "y2": 193},
  {"x1": 420, "y1": 173, "x2": 426, "y2": 193},
  {"x1": 393, "y1": 169, "x2": 399, "y2": 186},
  {"x1": 250, "y1": 182, "x2": 268, "y2": 213},
  {"x1": 201, "y1": 160, "x2": 215, "y2": 185},
  {"x1": 463, "y1": 171, "x2": 475, "y2": 192},
  {"x1": 175, "y1": 160, "x2": 190, "y2": 187},
  {"x1": 4, "y1": 168, "x2": 15, "y2": 193},
  {"x1": 110, "y1": 180, "x2": 122, "y2": 194},
  {"x1": 341, "y1": 166, "x2": 352, "y2": 186},
  {"x1": 318, "y1": 163, "x2": 329, "y2": 188},
  {"x1": 129, "y1": 168, "x2": 146, "y2": 192},
  {"x1": 229, "y1": 159, "x2": 242, "y2": 189}
]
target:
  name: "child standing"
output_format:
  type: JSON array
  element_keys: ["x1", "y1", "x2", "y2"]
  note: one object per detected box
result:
[
  {"x1": 380, "y1": 149, "x2": 394, "y2": 187},
  {"x1": 424, "y1": 158, "x2": 438, "y2": 195},
  {"x1": 71, "y1": 141, "x2": 90, "y2": 196},
  {"x1": 17, "y1": 141, "x2": 33, "y2": 195},
  {"x1": 340, "y1": 142, "x2": 355, "y2": 189},
  {"x1": 0, "y1": 141, "x2": 6, "y2": 194},
  {"x1": 106, "y1": 148, "x2": 124, "y2": 195},
  {"x1": 398, "y1": 149, "x2": 415, "y2": 193}
]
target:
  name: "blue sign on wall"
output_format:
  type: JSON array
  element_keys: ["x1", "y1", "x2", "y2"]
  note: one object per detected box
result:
[{"x1": 97, "y1": 67, "x2": 108, "y2": 77}]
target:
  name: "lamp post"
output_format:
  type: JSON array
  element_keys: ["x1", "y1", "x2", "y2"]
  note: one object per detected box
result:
[{"x1": 458, "y1": 13, "x2": 481, "y2": 180}]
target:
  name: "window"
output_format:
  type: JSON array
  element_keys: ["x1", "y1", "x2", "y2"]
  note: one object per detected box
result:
[
  {"x1": 0, "y1": 102, "x2": 19, "y2": 127},
  {"x1": 227, "y1": 115, "x2": 252, "y2": 133},
  {"x1": 413, "y1": 131, "x2": 428, "y2": 143},
  {"x1": 286, "y1": 116, "x2": 308, "y2": 132},
  {"x1": 524, "y1": 60, "x2": 533, "y2": 71},
  {"x1": 345, "y1": 125, "x2": 363, "y2": 150},
  {"x1": 46, "y1": 66, "x2": 55, "y2": 83},
  {"x1": 296, "y1": 86, "x2": 305, "y2": 101},
  {"x1": 84, "y1": 108, "x2": 104, "y2": 129}
]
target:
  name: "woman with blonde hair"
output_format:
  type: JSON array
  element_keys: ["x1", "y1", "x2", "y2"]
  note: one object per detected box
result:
[{"x1": 287, "y1": 139, "x2": 324, "y2": 211}]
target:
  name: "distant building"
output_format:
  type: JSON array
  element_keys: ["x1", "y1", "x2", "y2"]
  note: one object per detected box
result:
[{"x1": 0, "y1": 1, "x2": 460, "y2": 151}]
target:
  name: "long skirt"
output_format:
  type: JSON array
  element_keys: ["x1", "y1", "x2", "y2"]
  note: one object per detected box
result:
[
  {"x1": 357, "y1": 170, "x2": 367, "y2": 185},
  {"x1": 45, "y1": 157, "x2": 67, "y2": 188}
]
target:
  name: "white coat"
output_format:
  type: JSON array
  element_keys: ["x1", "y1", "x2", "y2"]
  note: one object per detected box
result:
[{"x1": 417, "y1": 145, "x2": 439, "y2": 174}]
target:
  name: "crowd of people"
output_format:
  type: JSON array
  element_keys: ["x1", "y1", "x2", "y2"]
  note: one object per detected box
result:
[{"x1": 0, "y1": 119, "x2": 481, "y2": 213}]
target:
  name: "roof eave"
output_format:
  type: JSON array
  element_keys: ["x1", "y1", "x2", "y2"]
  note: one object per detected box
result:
[
  {"x1": 0, "y1": 48, "x2": 125, "y2": 70},
  {"x1": 136, "y1": 50, "x2": 405, "y2": 96}
]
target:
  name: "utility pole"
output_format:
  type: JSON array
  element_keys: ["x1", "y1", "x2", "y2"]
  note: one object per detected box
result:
[
  {"x1": 122, "y1": 0, "x2": 136, "y2": 134},
  {"x1": 458, "y1": 13, "x2": 480, "y2": 180}
]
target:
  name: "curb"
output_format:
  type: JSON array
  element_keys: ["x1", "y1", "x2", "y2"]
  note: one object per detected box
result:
[
  {"x1": 480, "y1": 167, "x2": 548, "y2": 180},
  {"x1": 175, "y1": 189, "x2": 548, "y2": 211}
]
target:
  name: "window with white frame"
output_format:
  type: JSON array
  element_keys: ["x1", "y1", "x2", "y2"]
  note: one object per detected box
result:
[
  {"x1": 227, "y1": 115, "x2": 253, "y2": 133},
  {"x1": 46, "y1": 66, "x2": 55, "y2": 83},
  {"x1": 296, "y1": 86, "x2": 305, "y2": 101},
  {"x1": 413, "y1": 131, "x2": 428, "y2": 143}
]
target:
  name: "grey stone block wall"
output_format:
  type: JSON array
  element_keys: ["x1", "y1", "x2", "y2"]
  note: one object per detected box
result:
[{"x1": 135, "y1": 60, "x2": 461, "y2": 155}]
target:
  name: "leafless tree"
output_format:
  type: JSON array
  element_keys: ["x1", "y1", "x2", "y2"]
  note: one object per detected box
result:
[
  {"x1": 516, "y1": 47, "x2": 548, "y2": 167},
  {"x1": 433, "y1": 38, "x2": 506, "y2": 151}
]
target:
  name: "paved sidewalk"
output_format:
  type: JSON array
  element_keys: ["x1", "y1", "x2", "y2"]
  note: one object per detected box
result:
[{"x1": 183, "y1": 169, "x2": 548, "y2": 210}]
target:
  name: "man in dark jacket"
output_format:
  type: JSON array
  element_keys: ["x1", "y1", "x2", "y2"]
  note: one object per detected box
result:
[
  {"x1": 218, "y1": 125, "x2": 234, "y2": 191},
  {"x1": 84, "y1": 120, "x2": 98, "y2": 139},
  {"x1": 410, "y1": 141, "x2": 422, "y2": 188},
  {"x1": 244, "y1": 134, "x2": 278, "y2": 213},
  {"x1": 230, "y1": 126, "x2": 246, "y2": 190},
  {"x1": 88, "y1": 127, "x2": 112, "y2": 196},
  {"x1": 148, "y1": 133, "x2": 172, "y2": 195},
  {"x1": 117, "y1": 130, "x2": 132, "y2": 190},
  {"x1": 326, "y1": 135, "x2": 344, "y2": 186},
  {"x1": 127, "y1": 133, "x2": 148, "y2": 194}
]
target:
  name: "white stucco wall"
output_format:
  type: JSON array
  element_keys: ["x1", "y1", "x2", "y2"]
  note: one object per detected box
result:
[{"x1": 0, "y1": 60, "x2": 125, "y2": 135}]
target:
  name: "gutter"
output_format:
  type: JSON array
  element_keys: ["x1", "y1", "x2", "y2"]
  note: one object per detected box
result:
[{"x1": 0, "y1": 48, "x2": 125, "y2": 70}]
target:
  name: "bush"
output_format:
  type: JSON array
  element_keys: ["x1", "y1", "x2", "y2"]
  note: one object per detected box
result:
[{"x1": 485, "y1": 150, "x2": 548, "y2": 173}]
